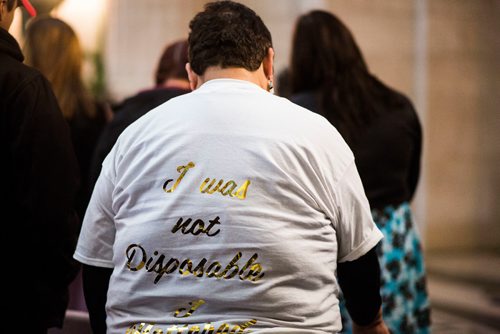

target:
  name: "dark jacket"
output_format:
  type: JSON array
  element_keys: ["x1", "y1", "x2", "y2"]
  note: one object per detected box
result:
[
  {"x1": 0, "y1": 28, "x2": 80, "y2": 328},
  {"x1": 68, "y1": 101, "x2": 107, "y2": 221},
  {"x1": 291, "y1": 89, "x2": 421, "y2": 210},
  {"x1": 90, "y1": 87, "x2": 189, "y2": 185}
]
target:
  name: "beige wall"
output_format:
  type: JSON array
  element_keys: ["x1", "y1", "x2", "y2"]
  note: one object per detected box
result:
[
  {"x1": 103, "y1": 0, "x2": 499, "y2": 252},
  {"x1": 425, "y1": 0, "x2": 500, "y2": 251},
  {"x1": 104, "y1": 0, "x2": 416, "y2": 101}
]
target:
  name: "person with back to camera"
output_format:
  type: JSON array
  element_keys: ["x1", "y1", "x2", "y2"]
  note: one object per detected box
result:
[
  {"x1": 24, "y1": 15, "x2": 110, "y2": 312},
  {"x1": 74, "y1": 1, "x2": 389, "y2": 333},
  {"x1": 24, "y1": 15, "x2": 109, "y2": 223},
  {"x1": 288, "y1": 10, "x2": 430, "y2": 334},
  {"x1": 90, "y1": 39, "x2": 191, "y2": 187},
  {"x1": 0, "y1": 0, "x2": 80, "y2": 332}
]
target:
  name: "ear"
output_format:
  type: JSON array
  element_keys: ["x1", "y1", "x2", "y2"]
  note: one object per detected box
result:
[
  {"x1": 263, "y1": 47, "x2": 275, "y2": 83},
  {"x1": 185, "y1": 63, "x2": 199, "y2": 91}
]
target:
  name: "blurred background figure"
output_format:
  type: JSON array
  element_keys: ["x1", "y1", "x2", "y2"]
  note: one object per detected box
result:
[
  {"x1": 1, "y1": 0, "x2": 80, "y2": 331},
  {"x1": 24, "y1": 15, "x2": 109, "y2": 312},
  {"x1": 275, "y1": 67, "x2": 291, "y2": 99},
  {"x1": 24, "y1": 15, "x2": 108, "y2": 222},
  {"x1": 90, "y1": 39, "x2": 190, "y2": 184},
  {"x1": 288, "y1": 10, "x2": 430, "y2": 334}
]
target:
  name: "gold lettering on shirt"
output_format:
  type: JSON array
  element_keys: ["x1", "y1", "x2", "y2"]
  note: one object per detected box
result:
[
  {"x1": 204, "y1": 324, "x2": 216, "y2": 333},
  {"x1": 171, "y1": 216, "x2": 221, "y2": 237},
  {"x1": 199, "y1": 178, "x2": 251, "y2": 199},
  {"x1": 174, "y1": 299, "x2": 206, "y2": 318},
  {"x1": 216, "y1": 323, "x2": 230, "y2": 333},
  {"x1": 200, "y1": 178, "x2": 224, "y2": 194},
  {"x1": 165, "y1": 325, "x2": 182, "y2": 334},
  {"x1": 179, "y1": 259, "x2": 194, "y2": 276},
  {"x1": 126, "y1": 320, "x2": 257, "y2": 334},
  {"x1": 126, "y1": 244, "x2": 146, "y2": 271},
  {"x1": 143, "y1": 323, "x2": 155, "y2": 334},
  {"x1": 163, "y1": 162, "x2": 196, "y2": 193},
  {"x1": 126, "y1": 323, "x2": 159, "y2": 334},
  {"x1": 161, "y1": 161, "x2": 251, "y2": 200},
  {"x1": 187, "y1": 325, "x2": 200, "y2": 334},
  {"x1": 205, "y1": 261, "x2": 222, "y2": 278},
  {"x1": 126, "y1": 300, "x2": 258, "y2": 333},
  {"x1": 125, "y1": 244, "x2": 265, "y2": 284},
  {"x1": 239, "y1": 319, "x2": 258, "y2": 330},
  {"x1": 232, "y1": 180, "x2": 250, "y2": 200}
]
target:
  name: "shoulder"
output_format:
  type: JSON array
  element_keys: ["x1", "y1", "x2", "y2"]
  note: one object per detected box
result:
[
  {"x1": 0, "y1": 58, "x2": 47, "y2": 102},
  {"x1": 372, "y1": 78, "x2": 421, "y2": 127},
  {"x1": 269, "y1": 94, "x2": 356, "y2": 179},
  {"x1": 391, "y1": 90, "x2": 421, "y2": 130},
  {"x1": 275, "y1": 94, "x2": 349, "y2": 143},
  {"x1": 375, "y1": 78, "x2": 416, "y2": 114}
]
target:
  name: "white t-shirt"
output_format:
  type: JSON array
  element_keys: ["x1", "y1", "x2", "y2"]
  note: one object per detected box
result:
[{"x1": 75, "y1": 79, "x2": 383, "y2": 334}]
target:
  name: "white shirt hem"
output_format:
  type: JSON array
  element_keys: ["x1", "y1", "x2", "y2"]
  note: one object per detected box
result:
[{"x1": 337, "y1": 229, "x2": 384, "y2": 263}]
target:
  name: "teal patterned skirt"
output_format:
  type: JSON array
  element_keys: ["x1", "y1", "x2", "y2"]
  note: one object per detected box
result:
[{"x1": 340, "y1": 202, "x2": 431, "y2": 333}]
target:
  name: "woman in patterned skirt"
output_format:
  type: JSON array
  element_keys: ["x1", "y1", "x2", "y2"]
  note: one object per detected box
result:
[{"x1": 287, "y1": 10, "x2": 431, "y2": 334}]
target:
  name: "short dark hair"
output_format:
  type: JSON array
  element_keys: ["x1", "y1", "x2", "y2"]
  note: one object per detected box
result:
[
  {"x1": 188, "y1": 1, "x2": 272, "y2": 75},
  {"x1": 155, "y1": 39, "x2": 189, "y2": 85}
]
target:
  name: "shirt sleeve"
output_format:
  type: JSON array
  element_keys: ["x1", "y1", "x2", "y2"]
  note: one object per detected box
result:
[
  {"x1": 333, "y1": 162, "x2": 383, "y2": 263},
  {"x1": 74, "y1": 171, "x2": 116, "y2": 268}
]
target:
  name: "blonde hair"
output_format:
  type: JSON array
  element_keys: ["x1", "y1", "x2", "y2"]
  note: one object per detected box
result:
[{"x1": 24, "y1": 16, "x2": 95, "y2": 120}]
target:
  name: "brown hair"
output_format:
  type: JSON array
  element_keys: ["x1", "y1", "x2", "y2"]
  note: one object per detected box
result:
[
  {"x1": 155, "y1": 39, "x2": 189, "y2": 86},
  {"x1": 5, "y1": 0, "x2": 16, "y2": 11},
  {"x1": 24, "y1": 16, "x2": 95, "y2": 120}
]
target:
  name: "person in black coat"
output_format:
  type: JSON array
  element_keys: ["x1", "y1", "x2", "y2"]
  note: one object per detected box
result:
[
  {"x1": 24, "y1": 16, "x2": 109, "y2": 224},
  {"x1": 90, "y1": 40, "x2": 191, "y2": 186},
  {"x1": 0, "y1": 1, "x2": 80, "y2": 332}
]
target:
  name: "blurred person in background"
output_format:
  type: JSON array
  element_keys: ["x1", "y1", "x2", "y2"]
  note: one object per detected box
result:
[
  {"x1": 74, "y1": 1, "x2": 388, "y2": 333},
  {"x1": 90, "y1": 39, "x2": 190, "y2": 186},
  {"x1": 288, "y1": 10, "x2": 430, "y2": 334},
  {"x1": 275, "y1": 67, "x2": 291, "y2": 98},
  {"x1": 24, "y1": 15, "x2": 109, "y2": 312},
  {"x1": 24, "y1": 15, "x2": 108, "y2": 223},
  {"x1": 1, "y1": 0, "x2": 80, "y2": 331}
]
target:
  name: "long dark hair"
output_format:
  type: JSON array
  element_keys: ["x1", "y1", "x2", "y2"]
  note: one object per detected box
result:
[{"x1": 290, "y1": 10, "x2": 400, "y2": 144}]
